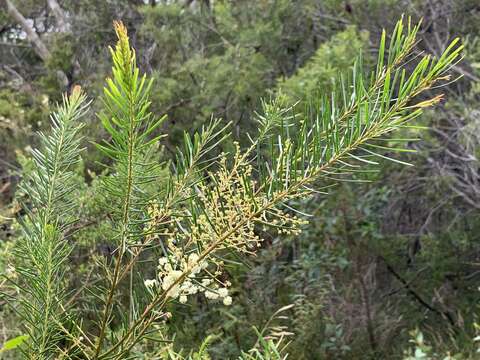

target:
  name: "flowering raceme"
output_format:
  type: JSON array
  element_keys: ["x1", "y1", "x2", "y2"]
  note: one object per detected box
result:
[
  {"x1": 143, "y1": 252, "x2": 232, "y2": 305},
  {"x1": 143, "y1": 145, "x2": 308, "y2": 307}
]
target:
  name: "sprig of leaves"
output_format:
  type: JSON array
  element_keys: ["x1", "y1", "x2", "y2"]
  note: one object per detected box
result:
[
  {"x1": 93, "y1": 21, "x2": 167, "y2": 357},
  {"x1": 95, "y1": 17, "x2": 462, "y2": 358},
  {"x1": 8, "y1": 16, "x2": 462, "y2": 359},
  {"x1": 12, "y1": 86, "x2": 89, "y2": 358}
]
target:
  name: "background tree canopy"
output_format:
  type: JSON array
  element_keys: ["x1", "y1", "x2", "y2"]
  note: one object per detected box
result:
[{"x1": 1, "y1": 0, "x2": 480, "y2": 359}]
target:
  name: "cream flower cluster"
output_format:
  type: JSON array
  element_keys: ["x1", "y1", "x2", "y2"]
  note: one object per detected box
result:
[
  {"x1": 144, "y1": 252, "x2": 232, "y2": 306},
  {"x1": 186, "y1": 148, "x2": 308, "y2": 253},
  {"x1": 143, "y1": 146, "x2": 309, "y2": 309}
]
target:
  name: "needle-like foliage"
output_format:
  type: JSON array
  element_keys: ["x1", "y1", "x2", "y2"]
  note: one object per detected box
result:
[
  {"x1": 11, "y1": 86, "x2": 89, "y2": 358},
  {"x1": 93, "y1": 21, "x2": 167, "y2": 356},
  {"x1": 91, "y1": 17, "x2": 461, "y2": 359},
  {"x1": 7, "y1": 16, "x2": 463, "y2": 359},
  {"x1": 253, "y1": 19, "x2": 462, "y2": 200}
]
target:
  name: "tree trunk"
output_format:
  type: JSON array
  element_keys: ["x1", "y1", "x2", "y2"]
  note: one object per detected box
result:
[
  {"x1": 5, "y1": 0, "x2": 50, "y2": 61},
  {"x1": 5, "y1": 0, "x2": 70, "y2": 88}
]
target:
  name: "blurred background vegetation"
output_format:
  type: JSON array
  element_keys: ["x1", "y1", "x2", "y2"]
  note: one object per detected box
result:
[{"x1": 1, "y1": 0, "x2": 480, "y2": 358}]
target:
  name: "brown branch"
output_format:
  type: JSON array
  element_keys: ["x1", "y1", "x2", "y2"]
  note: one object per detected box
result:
[
  {"x1": 379, "y1": 255, "x2": 456, "y2": 327},
  {"x1": 5, "y1": 0, "x2": 50, "y2": 61},
  {"x1": 4, "y1": 0, "x2": 69, "y2": 87}
]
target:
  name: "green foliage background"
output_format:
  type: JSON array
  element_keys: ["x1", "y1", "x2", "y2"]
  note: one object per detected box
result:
[{"x1": 1, "y1": 0, "x2": 480, "y2": 359}]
